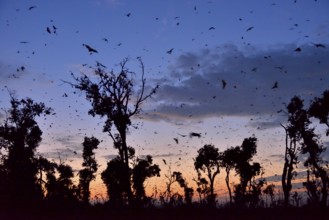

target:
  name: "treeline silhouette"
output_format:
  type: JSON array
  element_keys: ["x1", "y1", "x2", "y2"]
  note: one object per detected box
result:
[{"x1": 0, "y1": 59, "x2": 328, "y2": 219}]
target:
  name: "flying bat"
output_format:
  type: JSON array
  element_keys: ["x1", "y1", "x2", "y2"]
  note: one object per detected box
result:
[
  {"x1": 189, "y1": 132, "x2": 201, "y2": 138},
  {"x1": 221, "y1": 80, "x2": 227, "y2": 89},
  {"x1": 82, "y1": 44, "x2": 98, "y2": 54},
  {"x1": 46, "y1": 27, "x2": 51, "y2": 34},
  {"x1": 312, "y1": 43, "x2": 325, "y2": 48},
  {"x1": 167, "y1": 48, "x2": 174, "y2": 54},
  {"x1": 294, "y1": 47, "x2": 301, "y2": 52}
]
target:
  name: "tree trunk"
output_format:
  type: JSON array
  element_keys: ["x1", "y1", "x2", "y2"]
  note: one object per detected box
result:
[
  {"x1": 314, "y1": 163, "x2": 328, "y2": 207},
  {"x1": 281, "y1": 126, "x2": 294, "y2": 208},
  {"x1": 225, "y1": 169, "x2": 232, "y2": 204},
  {"x1": 119, "y1": 128, "x2": 133, "y2": 205},
  {"x1": 209, "y1": 178, "x2": 215, "y2": 206},
  {"x1": 282, "y1": 159, "x2": 290, "y2": 207}
]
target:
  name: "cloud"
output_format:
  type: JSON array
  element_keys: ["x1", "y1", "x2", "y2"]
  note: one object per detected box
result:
[
  {"x1": 39, "y1": 149, "x2": 76, "y2": 161},
  {"x1": 40, "y1": 135, "x2": 83, "y2": 160},
  {"x1": 145, "y1": 43, "x2": 329, "y2": 123},
  {"x1": 0, "y1": 112, "x2": 4, "y2": 121},
  {"x1": 103, "y1": 154, "x2": 118, "y2": 160},
  {"x1": 247, "y1": 115, "x2": 287, "y2": 130},
  {"x1": 264, "y1": 170, "x2": 308, "y2": 183},
  {"x1": 152, "y1": 153, "x2": 181, "y2": 158},
  {"x1": 268, "y1": 154, "x2": 285, "y2": 162},
  {"x1": 320, "y1": 142, "x2": 329, "y2": 162},
  {"x1": 55, "y1": 135, "x2": 81, "y2": 149}
]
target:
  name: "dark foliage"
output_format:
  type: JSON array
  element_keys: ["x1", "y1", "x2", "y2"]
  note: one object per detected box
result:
[
  {"x1": 282, "y1": 96, "x2": 328, "y2": 207},
  {"x1": 132, "y1": 155, "x2": 160, "y2": 206},
  {"x1": 232, "y1": 137, "x2": 264, "y2": 207},
  {"x1": 309, "y1": 90, "x2": 329, "y2": 135},
  {"x1": 79, "y1": 136, "x2": 99, "y2": 203},
  {"x1": 70, "y1": 58, "x2": 158, "y2": 205},
  {"x1": 194, "y1": 144, "x2": 221, "y2": 206},
  {"x1": 0, "y1": 95, "x2": 52, "y2": 206},
  {"x1": 101, "y1": 157, "x2": 128, "y2": 206},
  {"x1": 220, "y1": 146, "x2": 240, "y2": 204}
]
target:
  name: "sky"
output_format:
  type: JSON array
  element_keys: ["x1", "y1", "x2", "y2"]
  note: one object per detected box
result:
[{"x1": 1, "y1": 0, "x2": 329, "y2": 202}]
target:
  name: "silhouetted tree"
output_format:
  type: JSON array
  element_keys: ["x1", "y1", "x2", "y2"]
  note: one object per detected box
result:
[
  {"x1": 280, "y1": 96, "x2": 306, "y2": 207},
  {"x1": 102, "y1": 157, "x2": 127, "y2": 205},
  {"x1": 220, "y1": 146, "x2": 240, "y2": 205},
  {"x1": 159, "y1": 166, "x2": 192, "y2": 207},
  {"x1": 193, "y1": 176, "x2": 209, "y2": 205},
  {"x1": 160, "y1": 165, "x2": 175, "y2": 206},
  {"x1": 132, "y1": 155, "x2": 160, "y2": 206},
  {"x1": 309, "y1": 90, "x2": 329, "y2": 135},
  {"x1": 263, "y1": 184, "x2": 275, "y2": 207},
  {"x1": 280, "y1": 122, "x2": 298, "y2": 207},
  {"x1": 69, "y1": 58, "x2": 158, "y2": 205},
  {"x1": 194, "y1": 144, "x2": 221, "y2": 206},
  {"x1": 171, "y1": 171, "x2": 194, "y2": 206},
  {"x1": 43, "y1": 159, "x2": 58, "y2": 200},
  {"x1": 0, "y1": 161, "x2": 7, "y2": 207},
  {"x1": 42, "y1": 158, "x2": 78, "y2": 205},
  {"x1": 56, "y1": 163, "x2": 78, "y2": 203},
  {"x1": 233, "y1": 137, "x2": 263, "y2": 207},
  {"x1": 78, "y1": 136, "x2": 99, "y2": 204},
  {"x1": 49, "y1": 162, "x2": 78, "y2": 205},
  {"x1": 0, "y1": 95, "x2": 52, "y2": 206},
  {"x1": 285, "y1": 96, "x2": 328, "y2": 207},
  {"x1": 101, "y1": 135, "x2": 138, "y2": 205},
  {"x1": 183, "y1": 187, "x2": 194, "y2": 206},
  {"x1": 291, "y1": 191, "x2": 302, "y2": 207},
  {"x1": 248, "y1": 176, "x2": 266, "y2": 208},
  {"x1": 300, "y1": 124, "x2": 327, "y2": 206},
  {"x1": 36, "y1": 156, "x2": 57, "y2": 197},
  {"x1": 303, "y1": 169, "x2": 320, "y2": 205}
]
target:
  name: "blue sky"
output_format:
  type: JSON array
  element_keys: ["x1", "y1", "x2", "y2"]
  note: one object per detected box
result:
[{"x1": 1, "y1": 0, "x2": 329, "y2": 199}]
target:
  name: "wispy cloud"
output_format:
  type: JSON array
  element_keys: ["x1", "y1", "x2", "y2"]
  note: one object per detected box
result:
[
  {"x1": 264, "y1": 170, "x2": 308, "y2": 183},
  {"x1": 55, "y1": 135, "x2": 81, "y2": 149},
  {"x1": 102, "y1": 154, "x2": 118, "y2": 161},
  {"x1": 320, "y1": 142, "x2": 329, "y2": 162},
  {"x1": 0, "y1": 112, "x2": 5, "y2": 121},
  {"x1": 247, "y1": 115, "x2": 287, "y2": 130},
  {"x1": 152, "y1": 153, "x2": 177, "y2": 158}
]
